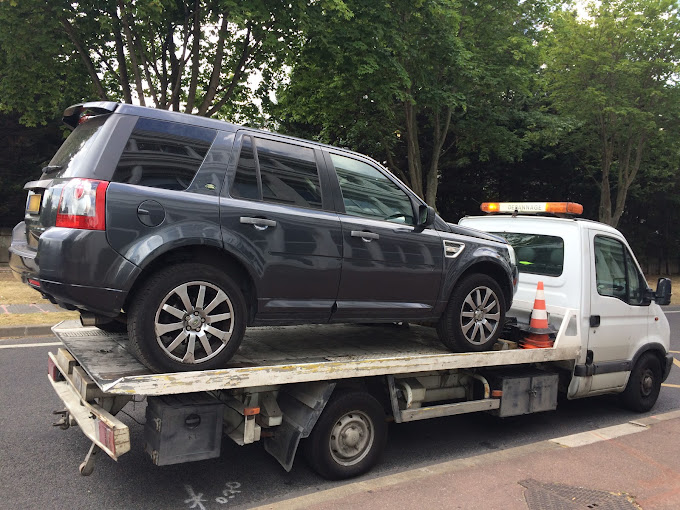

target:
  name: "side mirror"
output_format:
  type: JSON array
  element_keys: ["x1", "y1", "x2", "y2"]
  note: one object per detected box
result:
[
  {"x1": 415, "y1": 204, "x2": 435, "y2": 232},
  {"x1": 654, "y1": 277, "x2": 672, "y2": 306}
]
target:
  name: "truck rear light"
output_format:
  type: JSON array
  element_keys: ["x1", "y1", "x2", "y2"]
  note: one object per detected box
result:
[
  {"x1": 48, "y1": 357, "x2": 64, "y2": 382},
  {"x1": 56, "y1": 179, "x2": 109, "y2": 230},
  {"x1": 27, "y1": 278, "x2": 40, "y2": 288},
  {"x1": 96, "y1": 418, "x2": 116, "y2": 455}
]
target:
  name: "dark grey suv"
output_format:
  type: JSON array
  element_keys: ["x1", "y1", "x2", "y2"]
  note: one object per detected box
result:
[{"x1": 10, "y1": 102, "x2": 517, "y2": 372}]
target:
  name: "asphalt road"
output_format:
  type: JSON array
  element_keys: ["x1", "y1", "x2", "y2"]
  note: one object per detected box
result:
[{"x1": 2, "y1": 311, "x2": 680, "y2": 510}]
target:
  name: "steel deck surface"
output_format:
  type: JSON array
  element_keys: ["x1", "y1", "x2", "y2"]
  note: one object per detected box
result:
[{"x1": 52, "y1": 318, "x2": 581, "y2": 396}]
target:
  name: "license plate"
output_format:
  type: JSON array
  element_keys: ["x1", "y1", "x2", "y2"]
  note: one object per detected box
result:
[{"x1": 26, "y1": 193, "x2": 41, "y2": 213}]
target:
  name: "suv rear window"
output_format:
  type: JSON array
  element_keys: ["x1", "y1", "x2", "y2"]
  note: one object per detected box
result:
[
  {"x1": 46, "y1": 114, "x2": 110, "y2": 178},
  {"x1": 112, "y1": 118, "x2": 216, "y2": 191},
  {"x1": 493, "y1": 232, "x2": 564, "y2": 277}
]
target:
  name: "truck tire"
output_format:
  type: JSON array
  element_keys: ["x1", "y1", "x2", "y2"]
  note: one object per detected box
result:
[
  {"x1": 303, "y1": 392, "x2": 388, "y2": 480},
  {"x1": 437, "y1": 273, "x2": 506, "y2": 352},
  {"x1": 620, "y1": 352, "x2": 662, "y2": 413},
  {"x1": 128, "y1": 263, "x2": 246, "y2": 372}
]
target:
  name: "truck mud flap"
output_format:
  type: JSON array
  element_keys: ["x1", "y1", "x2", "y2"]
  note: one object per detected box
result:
[{"x1": 263, "y1": 381, "x2": 336, "y2": 472}]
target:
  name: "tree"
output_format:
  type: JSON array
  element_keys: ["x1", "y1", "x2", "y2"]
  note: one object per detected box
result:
[
  {"x1": 275, "y1": 0, "x2": 549, "y2": 207},
  {"x1": 544, "y1": 0, "x2": 680, "y2": 227},
  {"x1": 0, "y1": 0, "x2": 346, "y2": 125}
]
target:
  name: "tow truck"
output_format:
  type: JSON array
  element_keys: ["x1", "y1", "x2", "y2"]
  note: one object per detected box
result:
[{"x1": 46, "y1": 202, "x2": 673, "y2": 480}]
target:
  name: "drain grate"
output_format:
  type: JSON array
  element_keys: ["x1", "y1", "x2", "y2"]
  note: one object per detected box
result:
[{"x1": 520, "y1": 479, "x2": 640, "y2": 510}]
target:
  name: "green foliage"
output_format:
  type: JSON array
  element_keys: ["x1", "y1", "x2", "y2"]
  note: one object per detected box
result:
[
  {"x1": 543, "y1": 0, "x2": 680, "y2": 226},
  {"x1": 274, "y1": 0, "x2": 553, "y2": 205}
]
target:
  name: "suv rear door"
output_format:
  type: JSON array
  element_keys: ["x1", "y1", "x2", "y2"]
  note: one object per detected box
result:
[
  {"x1": 220, "y1": 131, "x2": 343, "y2": 322},
  {"x1": 324, "y1": 150, "x2": 443, "y2": 320}
]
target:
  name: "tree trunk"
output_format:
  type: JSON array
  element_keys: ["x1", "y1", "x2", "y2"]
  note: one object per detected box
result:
[
  {"x1": 185, "y1": 0, "x2": 202, "y2": 113},
  {"x1": 404, "y1": 100, "x2": 424, "y2": 199},
  {"x1": 424, "y1": 107, "x2": 452, "y2": 208},
  {"x1": 59, "y1": 17, "x2": 108, "y2": 100}
]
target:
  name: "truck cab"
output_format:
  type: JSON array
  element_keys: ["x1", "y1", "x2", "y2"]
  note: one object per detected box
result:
[{"x1": 459, "y1": 202, "x2": 673, "y2": 402}]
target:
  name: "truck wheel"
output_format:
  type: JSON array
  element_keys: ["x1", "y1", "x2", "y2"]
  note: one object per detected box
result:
[
  {"x1": 303, "y1": 392, "x2": 388, "y2": 480},
  {"x1": 128, "y1": 263, "x2": 246, "y2": 372},
  {"x1": 437, "y1": 273, "x2": 505, "y2": 352},
  {"x1": 620, "y1": 352, "x2": 662, "y2": 413}
]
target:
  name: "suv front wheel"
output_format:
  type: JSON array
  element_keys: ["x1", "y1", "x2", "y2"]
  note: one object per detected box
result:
[
  {"x1": 128, "y1": 263, "x2": 246, "y2": 372},
  {"x1": 437, "y1": 273, "x2": 506, "y2": 352}
]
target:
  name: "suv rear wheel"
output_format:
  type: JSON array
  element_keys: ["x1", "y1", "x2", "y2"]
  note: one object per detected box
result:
[
  {"x1": 437, "y1": 273, "x2": 506, "y2": 352},
  {"x1": 128, "y1": 263, "x2": 246, "y2": 372}
]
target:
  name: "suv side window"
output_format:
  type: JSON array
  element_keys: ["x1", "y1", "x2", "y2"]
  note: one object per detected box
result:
[
  {"x1": 230, "y1": 136, "x2": 323, "y2": 210},
  {"x1": 330, "y1": 153, "x2": 415, "y2": 225},
  {"x1": 112, "y1": 118, "x2": 216, "y2": 191},
  {"x1": 594, "y1": 235, "x2": 646, "y2": 305}
]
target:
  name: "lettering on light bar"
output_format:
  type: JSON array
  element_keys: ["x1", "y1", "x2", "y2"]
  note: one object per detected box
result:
[{"x1": 481, "y1": 202, "x2": 583, "y2": 215}]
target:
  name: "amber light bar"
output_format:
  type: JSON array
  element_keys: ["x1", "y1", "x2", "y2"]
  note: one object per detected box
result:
[{"x1": 481, "y1": 202, "x2": 583, "y2": 215}]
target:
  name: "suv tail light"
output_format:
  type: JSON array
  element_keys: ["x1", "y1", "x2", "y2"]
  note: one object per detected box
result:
[{"x1": 56, "y1": 178, "x2": 109, "y2": 230}]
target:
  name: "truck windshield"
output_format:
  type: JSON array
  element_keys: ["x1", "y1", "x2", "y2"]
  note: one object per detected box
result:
[{"x1": 492, "y1": 233, "x2": 564, "y2": 277}]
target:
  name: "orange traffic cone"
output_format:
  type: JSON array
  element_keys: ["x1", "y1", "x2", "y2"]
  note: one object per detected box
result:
[{"x1": 521, "y1": 281, "x2": 554, "y2": 349}]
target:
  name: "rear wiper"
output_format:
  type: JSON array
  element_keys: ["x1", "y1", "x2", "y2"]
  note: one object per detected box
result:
[{"x1": 41, "y1": 165, "x2": 62, "y2": 174}]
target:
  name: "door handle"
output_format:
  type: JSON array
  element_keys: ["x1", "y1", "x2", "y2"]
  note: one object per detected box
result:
[
  {"x1": 589, "y1": 315, "x2": 600, "y2": 328},
  {"x1": 240, "y1": 217, "x2": 277, "y2": 230},
  {"x1": 351, "y1": 230, "x2": 379, "y2": 242}
]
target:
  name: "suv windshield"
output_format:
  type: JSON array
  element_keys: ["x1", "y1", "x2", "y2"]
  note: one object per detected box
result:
[
  {"x1": 492, "y1": 232, "x2": 564, "y2": 277},
  {"x1": 46, "y1": 115, "x2": 110, "y2": 178}
]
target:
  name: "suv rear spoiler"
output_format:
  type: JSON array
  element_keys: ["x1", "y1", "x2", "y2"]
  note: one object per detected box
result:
[{"x1": 63, "y1": 102, "x2": 119, "y2": 129}]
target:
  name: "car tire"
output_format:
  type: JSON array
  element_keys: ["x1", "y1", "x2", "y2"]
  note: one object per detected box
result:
[
  {"x1": 128, "y1": 263, "x2": 247, "y2": 372},
  {"x1": 303, "y1": 391, "x2": 388, "y2": 480},
  {"x1": 437, "y1": 273, "x2": 506, "y2": 352},
  {"x1": 620, "y1": 352, "x2": 662, "y2": 413}
]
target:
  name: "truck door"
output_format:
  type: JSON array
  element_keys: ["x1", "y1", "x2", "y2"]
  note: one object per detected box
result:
[{"x1": 587, "y1": 232, "x2": 650, "y2": 391}]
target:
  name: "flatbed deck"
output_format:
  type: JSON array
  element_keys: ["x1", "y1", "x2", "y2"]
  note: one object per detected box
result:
[{"x1": 52, "y1": 310, "x2": 581, "y2": 396}]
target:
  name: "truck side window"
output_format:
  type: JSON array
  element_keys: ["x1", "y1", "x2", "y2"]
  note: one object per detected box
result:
[
  {"x1": 594, "y1": 236, "x2": 646, "y2": 305},
  {"x1": 330, "y1": 153, "x2": 415, "y2": 225}
]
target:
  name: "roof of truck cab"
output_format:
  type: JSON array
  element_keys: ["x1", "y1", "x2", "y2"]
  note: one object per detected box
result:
[{"x1": 460, "y1": 215, "x2": 624, "y2": 238}]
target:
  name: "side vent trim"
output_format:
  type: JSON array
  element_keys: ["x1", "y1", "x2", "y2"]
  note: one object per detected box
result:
[{"x1": 444, "y1": 240, "x2": 465, "y2": 259}]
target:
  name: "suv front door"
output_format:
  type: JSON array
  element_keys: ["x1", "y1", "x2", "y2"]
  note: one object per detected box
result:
[
  {"x1": 325, "y1": 151, "x2": 443, "y2": 320},
  {"x1": 220, "y1": 132, "x2": 342, "y2": 322}
]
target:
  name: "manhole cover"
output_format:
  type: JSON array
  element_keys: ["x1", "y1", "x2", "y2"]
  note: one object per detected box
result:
[{"x1": 520, "y1": 479, "x2": 639, "y2": 510}]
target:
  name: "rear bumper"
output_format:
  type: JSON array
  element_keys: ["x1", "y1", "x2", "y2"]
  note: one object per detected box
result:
[
  {"x1": 9, "y1": 222, "x2": 140, "y2": 316},
  {"x1": 48, "y1": 348, "x2": 131, "y2": 460}
]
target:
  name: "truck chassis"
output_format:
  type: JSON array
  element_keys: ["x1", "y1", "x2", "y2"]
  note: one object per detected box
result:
[{"x1": 49, "y1": 313, "x2": 582, "y2": 479}]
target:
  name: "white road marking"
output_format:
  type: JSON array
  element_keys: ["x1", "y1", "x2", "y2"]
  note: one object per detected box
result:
[
  {"x1": 0, "y1": 342, "x2": 61, "y2": 349},
  {"x1": 663, "y1": 310, "x2": 680, "y2": 314},
  {"x1": 550, "y1": 422, "x2": 648, "y2": 448}
]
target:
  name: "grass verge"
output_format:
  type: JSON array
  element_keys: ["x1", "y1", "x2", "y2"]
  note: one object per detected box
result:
[
  {"x1": 0, "y1": 271, "x2": 44, "y2": 305},
  {"x1": 0, "y1": 311, "x2": 79, "y2": 327}
]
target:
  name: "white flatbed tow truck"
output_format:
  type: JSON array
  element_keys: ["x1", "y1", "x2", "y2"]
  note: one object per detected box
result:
[{"x1": 46, "y1": 202, "x2": 673, "y2": 480}]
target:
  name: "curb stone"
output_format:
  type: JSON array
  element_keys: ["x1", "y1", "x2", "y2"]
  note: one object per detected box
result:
[{"x1": 0, "y1": 325, "x2": 55, "y2": 339}]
